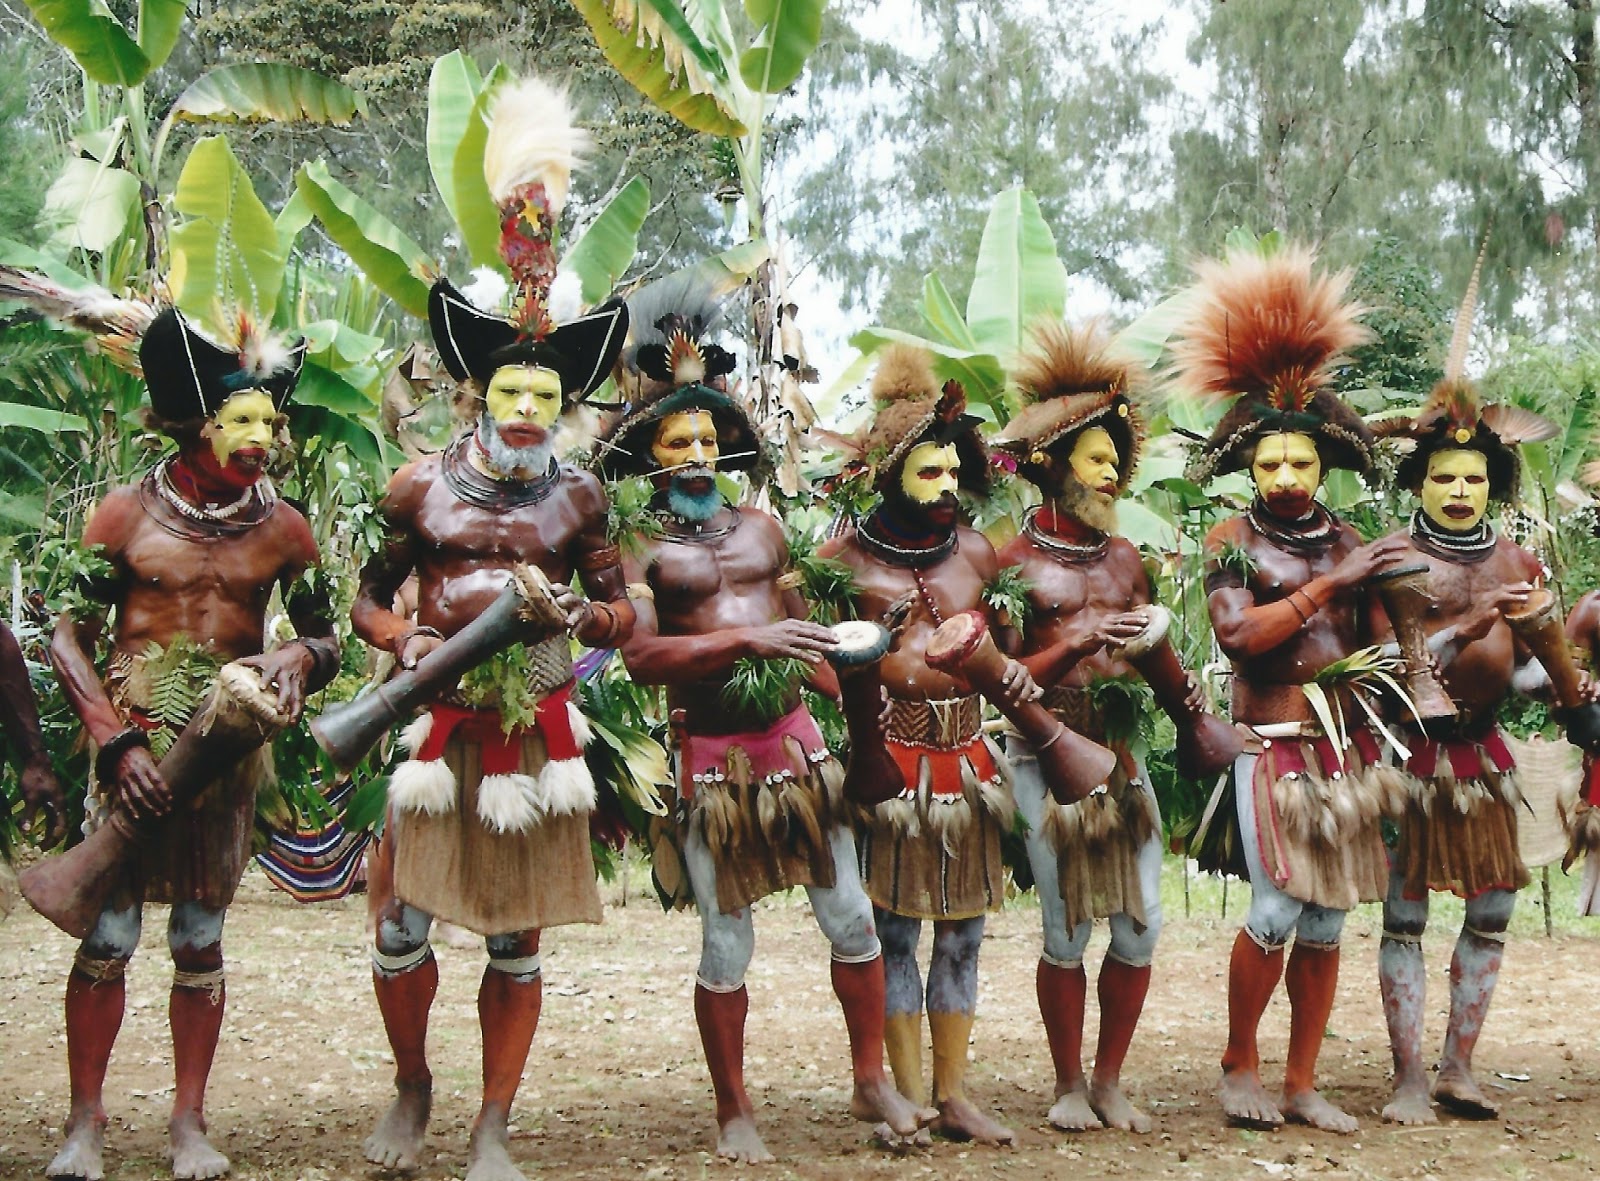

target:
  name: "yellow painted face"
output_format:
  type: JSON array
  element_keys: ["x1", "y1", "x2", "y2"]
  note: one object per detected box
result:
[
  {"x1": 1421, "y1": 447, "x2": 1490, "y2": 531},
  {"x1": 900, "y1": 441, "x2": 960, "y2": 504},
  {"x1": 484, "y1": 365, "x2": 562, "y2": 429},
  {"x1": 1067, "y1": 427, "x2": 1121, "y2": 494},
  {"x1": 651, "y1": 410, "x2": 720, "y2": 471},
  {"x1": 207, "y1": 391, "x2": 277, "y2": 466},
  {"x1": 1251, "y1": 432, "x2": 1322, "y2": 508}
]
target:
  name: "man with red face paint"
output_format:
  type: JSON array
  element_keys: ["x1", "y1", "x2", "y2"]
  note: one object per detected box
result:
[
  {"x1": 822, "y1": 345, "x2": 1039, "y2": 1146},
  {"x1": 46, "y1": 307, "x2": 338, "y2": 1180},
  {"x1": 1171, "y1": 247, "x2": 1408, "y2": 1135}
]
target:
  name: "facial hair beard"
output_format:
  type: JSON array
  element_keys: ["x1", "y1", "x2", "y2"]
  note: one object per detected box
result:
[
  {"x1": 666, "y1": 466, "x2": 723, "y2": 523},
  {"x1": 478, "y1": 413, "x2": 558, "y2": 481},
  {"x1": 1055, "y1": 469, "x2": 1119, "y2": 534}
]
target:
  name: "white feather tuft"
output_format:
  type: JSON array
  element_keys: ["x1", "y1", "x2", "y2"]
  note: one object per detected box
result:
[
  {"x1": 548, "y1": 269, "x2": 584, "y2": 322},
  {"x1": 389, "y1": 759, "x2": 457, "y2": 815},
  {"x1": 400, "y1": 713, "x2": 434, "y2": 757},
  {"x1": 538, "y1": 757, "x2": 597, "y2": 816},
  {"x1": 235, "y1": 316, "x2": 295, "y2": 379},
  {"x1": 483, "y1": 77, "x2": 588, "y2": 213},
  {"x1": 566, "y1": 702, "x2": 593, "y2": 749},
  {"x1": 477, "y1": 773, "x2": 543, "y2": 833}
]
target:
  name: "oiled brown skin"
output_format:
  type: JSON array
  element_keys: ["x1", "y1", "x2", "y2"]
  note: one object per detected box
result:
[
  {"x1": 996, "y1": 532, "x2": 1148, "y2": 685},
  {"x1": 820, "y1": 525, "x2": 999, "y2": 701},
  {"x1": 619, "y1": 504, "x2": 838, "y2": 736},
  {"x1": 1379, "y1": 531, "x2": 1542, "y2": 717},
  {"x1": 51, "y1": 483, "x2": 327, "y2": 752},
  {"x1": 1202, "y1": 515, "x2": 1378, "y2": 725},
  {"x1": 0, "y1": 619, "x2": 64, "y2": 838},
  {"x1": 1566, "y1": 589, "x2": 1600, "y2": 666},
  {"x1": 352, "y1": 456, "x2": 630, "y2": 653}
]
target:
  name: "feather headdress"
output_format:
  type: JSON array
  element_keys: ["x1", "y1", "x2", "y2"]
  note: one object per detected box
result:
[
  {"x1": 850, "y1": 343, "x2": 989, "y2": 494},
  {"x1": 139, "y1": 308, "x2": 306, "y2": 421},
  {"x1": 994, "y1": 319, "x2": 1146, "y2": 493},
  {"x1": 1380, "y1": 241, "x2": 1556, "y2": 499},
  {"x1": 1170, "y1": 245, "x2": 1375, "y2": 483},
  {"x1": 592, "y1": 275, "x2": 760, "y2": 480},
  {"x1": 427, "y1": 74, "x2": 627, "y2": 403}
]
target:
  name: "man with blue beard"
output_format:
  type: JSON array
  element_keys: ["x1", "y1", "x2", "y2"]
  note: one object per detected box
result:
[{"x1": 595, "y1": 286, "x2": 933, "y2": 1163}]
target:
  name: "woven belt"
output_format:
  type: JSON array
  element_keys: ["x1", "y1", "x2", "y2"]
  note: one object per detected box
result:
[
  {"x1": 1039, "y1": 686, "x2": 1106, "y2": 743},
  {"x1": 885, "y1": 695, "x2": 984, "y2": 749},
  {"x1": 441, "y1": 632, "x2": 573, "y2": 706}
]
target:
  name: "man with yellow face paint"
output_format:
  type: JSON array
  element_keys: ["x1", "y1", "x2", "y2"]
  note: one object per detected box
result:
[
  {"x1": 820, "y1": 345, "x2": 1040, "y2": 1147},
  {"x1": 348, "y1": 74, "x2": 636, "y2": 1181},
  {"x1": 1173, "y1": 246, "x2": 1409, "y2": 1135},
  {"x1": 595, "y1": 288, "x2": 934, "y2": 1162},
  {"x1": 1372, "y1": 371, "x2": 1570, "y2": 1127},
  {"x1": 992, "y1": 322, "x2": 1237, "y2": 1135},
  {"x1": 45, "y1": 307, "x2": 339, "y2": 1181}
]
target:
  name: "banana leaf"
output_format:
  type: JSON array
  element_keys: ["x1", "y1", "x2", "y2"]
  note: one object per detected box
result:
[
  {"x1": 739, "y1": 0, "x2": 824, "y2": 93},
  {"x1": 295, "y1": 160, "x2": 432, "y2": 318},
  {"x1": 168, "y1": 136, "x2": 284, "y2": 322}
]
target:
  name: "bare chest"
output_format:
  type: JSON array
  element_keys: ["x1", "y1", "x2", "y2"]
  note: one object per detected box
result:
[
  {"x1": 413, "y1": 484, "x2": 587, "y2": 576},
  {"x1": 119, "y1": 515, "x2": 285, "y2": 599}
]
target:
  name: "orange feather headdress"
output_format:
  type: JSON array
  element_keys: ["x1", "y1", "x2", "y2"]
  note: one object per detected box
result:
[
  {"x1": 993, "y1": 319, "x2": 1147, "y2": 493},
  {"x1": 1169, "y1": 244, "x2": 1375, "y2": 484},
  {"x1": 851, "y1": 344, "x2": 989, "y2": 494}
]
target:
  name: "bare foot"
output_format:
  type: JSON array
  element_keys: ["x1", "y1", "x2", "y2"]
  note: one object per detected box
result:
[
  {"x1": 1219, "y1": 1069, "x2": 1283, "y2": 1130},
  {"x1": 934, "y1": 1095, "x2": 1016, "y2": 1145},
  {"x1": 465, "y1": 1120, "x2": 528, "y2": 1181},
  {"x1": 168, "y1": 1112, "x2": 230, "y2": 1180},
  {"x1": 1381, "y1": 1079, "x2": 1437, "y2": 1126},
  {"x1": 46, "y1": 1110, "x2": 106, "y2": 1180},
  {"x1": 851, "y1": 1076, "x2": 937, "y2": 1136},
  {"x1": 1433, "y1": 1066, "x2": 1499, "y2": 1120},
  {"x1": 870, "y1": 1123, "x2": 933, "y2": 1152},
  {"x1": 1046, "y1": 1081, "x2": 1103, "y2": 1132},
  {"x1": 1089, "y1": 1079, "x2": 1152, "y2": 1133},
  {"x1": 1281, "y1": 1089, "x2": 1358, "y2": 1134},
  {"x1": 364, "y1": 1079, "x2": 432, "y2": 1171},
  {"x1": 715, "y1": 1114, "x2": 774, "y2": 1164}
]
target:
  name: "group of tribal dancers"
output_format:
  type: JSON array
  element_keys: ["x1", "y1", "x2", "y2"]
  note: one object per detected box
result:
[{"x1": 5, "y1": 74, "x2": 1600, "y2": 1181}]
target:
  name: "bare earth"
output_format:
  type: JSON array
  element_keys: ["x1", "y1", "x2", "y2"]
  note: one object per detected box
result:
[{"x1": 1, "y1": 863, "x2": 1597, "y2": 1181}]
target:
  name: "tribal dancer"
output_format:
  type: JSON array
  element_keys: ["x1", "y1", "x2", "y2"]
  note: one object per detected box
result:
[
  {"x1": 993, "y1": 323, "x2": 1235, "y2": 1133},
  {"x1": 48, "y1": 307, "x2": 335, "y2": 1180},
  {"x1": 596, "y1": 284, "x2": 932, "y2": 1162},
  {"x1": 1172, "y1": 246, "x2": 1409, "y2": 1133},
  {"x1": 1371, "y1": 285, "x2": 1567, "y2": 1125},
  {"x1": 1, "y1": 618, "x2": 66, "y2": 914},
  {"x1": 821, "y1": 345, "x2": 1039, "y2": 1145},
  {"x1": 350, "y1": 78, "x2": 630, "y2": 1181}
]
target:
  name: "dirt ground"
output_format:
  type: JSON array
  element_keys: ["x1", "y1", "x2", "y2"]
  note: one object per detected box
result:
[{"x1": 2, "y1": 861, "x2": 1598, "y2": 1181}]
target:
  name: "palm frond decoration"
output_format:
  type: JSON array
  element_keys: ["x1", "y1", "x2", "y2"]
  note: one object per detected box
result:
[
  {"x1": 458, "y1": 644, "x2": 545, "y2": 734},
  {"x1": 605, "y1": 476, "x2": 665, "y2": 559},
  {"x1": 982, "y1": 567, "x2": 1034, "y2": 629},
  {"x1": 133, "y1": 638, "x2": 221, "y2": 759},
  {"x1": 1306, "y1": 645, "x2": 1421, "y2": 763},
  {"x1": 720, "y1": 656, "x2": 807, "y2": 726}
]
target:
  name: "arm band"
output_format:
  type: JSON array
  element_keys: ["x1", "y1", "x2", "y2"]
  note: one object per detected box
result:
[{"x1": 95, "y1": 725, "x2": 151, "y2": 784}]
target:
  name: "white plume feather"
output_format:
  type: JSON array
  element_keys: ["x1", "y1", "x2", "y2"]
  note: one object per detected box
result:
[{"x1": 483, "y1": 78, "x2": 588, "y2": 214}]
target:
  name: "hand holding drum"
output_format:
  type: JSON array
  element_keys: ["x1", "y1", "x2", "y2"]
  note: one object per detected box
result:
[
  {"x1": 1505, "y1": 587, "x2": 1600, "y2": 751},
  {"x1": 1371, "y1": 564, "x2": 1458, "y2": 723},
  {"x1": 823, "y1": 620, "x2": 903, "y2": 806},
  {"x1": 1121, "y1": 606, "x2": 1243, "y2": 780},
  {"x1": 22, "y1": 662, "x2": 293, "y2": 939},
  {"x1": 924, "y1": 610, "x2": 1116, "y2": 804}
]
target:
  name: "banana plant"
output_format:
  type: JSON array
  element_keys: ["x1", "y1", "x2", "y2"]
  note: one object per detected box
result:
[{"x1": 822, "y1": 186, "x2": 1068, "y2": 423}]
